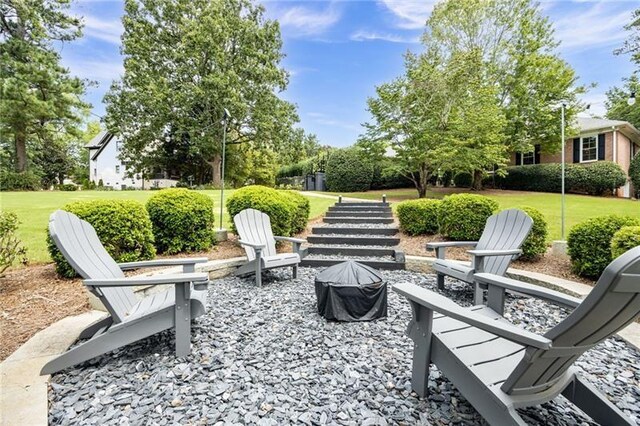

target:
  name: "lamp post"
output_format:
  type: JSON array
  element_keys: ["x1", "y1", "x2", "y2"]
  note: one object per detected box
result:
[
  {"x1": 560, "y1": 102, "x2": 566, "y2": 240},
  {"x1": 216, "y1": 109, "x2": 231, "y2": 242}
]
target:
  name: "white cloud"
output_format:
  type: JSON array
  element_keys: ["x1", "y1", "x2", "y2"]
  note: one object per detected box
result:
[
  {"x1": 276, "y1": 3, "x2": 341, "y2": 37},
  {"x1": 579, "y1": 92, "x2": 608, "y2": 117},
  {"x1": 378, "y1": 0, "x2": 437, "y2": 30},
  {"x1": 306, "y1": 112, "x2": 361, "y2": 131},
  {"x1": 552, "y1": 2, "x2": 633, "y2": 50},
  {"x1": 350, "y1": 30, "x2": 420, "y2": 44},
  {"x1": 82, "y1": 15, "x2": 123, "y2": 45},
  {"x1": 64, "y1": 57, "x2": 124, "y2": 83}
]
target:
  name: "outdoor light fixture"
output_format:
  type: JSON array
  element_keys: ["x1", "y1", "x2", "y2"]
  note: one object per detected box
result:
[
  {"x1": 217, "y1": 108, "x2": 231, "y2": 241},
  {"x1": 628, "y1": 92, "x2": 636, "y2": 106},
  {"x1": 560, "y1": 103, "x2": 566, "y2": 240}
]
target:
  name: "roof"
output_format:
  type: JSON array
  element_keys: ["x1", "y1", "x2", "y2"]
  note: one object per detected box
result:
[
  {"x1": 84, "y1": 130, "x2": 109, "y2": 149},
  {"x1": 576, "y1": 117, "x2": 640, "y2": 144},
  {"x1": 89, "y1": 133, "x2": 119, "y2": 161}
]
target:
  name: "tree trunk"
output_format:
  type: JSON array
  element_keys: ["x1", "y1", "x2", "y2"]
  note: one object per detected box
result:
[
  {"x1": 208, "y1": 153, "x2": 222, "y2": 187},
  {"x1": 415, "y1": 163, "x2": 430, "y2": 198},
  {"x1": 15, "y1": 126, "x2": 27, "y2": 172},
  {"x1": 472, "y1": 169, "x2": 484, "y2": 191}
]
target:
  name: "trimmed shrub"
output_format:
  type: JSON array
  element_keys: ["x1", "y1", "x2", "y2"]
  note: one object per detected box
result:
[
  {"x1": 57, "y1": 183, "x2": 78, "y2": 191},
  {"x1": 519, "y1": 207, "x2": 548, "y2": 260},
  {"x1": 438, "y1": 194, "x2": 499, "y2": 240},
  {"x1": 146, "y1": 188, "x2": 216, "y2": 254},
  {"x1": 611, "y1": 226, "x2": 640, "y2": 259},
  {"x1": 0, "y1": 212, "x2": 27, "y2": 275},
  {"x1": 567, "y1": 215, "x2": 640, "y2": 279},
  {"x1": 325, "y1": 148, "x2": 373, "y2": 192},
  {"x1": 0, "y1": 170, "x2": 41, "y2": 191},
  {"x1": 629, "y1": 153, "x2": 640, "y2": 198},
  {"x1": 396, "y1": 199, "x2": 442, "y2": 236},
  {"x1": 226, "y1": 185, "x2": 296, "y2": 237},
  {"x1": 570, "y1": 161, "x2": 627, "y2": 195},
  {"x1": 48, "y1": 200, "x2": 156, "y2": 278},
  {"x1": 453, "y1": 172, "x2": 473, "y2": 188},
  {"x1": 281, "y1": 190, "x2": 310, "y2": 234}
]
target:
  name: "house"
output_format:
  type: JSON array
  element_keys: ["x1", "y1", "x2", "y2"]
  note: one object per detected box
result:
[
  {"x1": 86, "y1": 131, "x2": 178, "y2": 190},
  {"x1": 510, "y1": 117, "x2": 640, "y2": 198}
]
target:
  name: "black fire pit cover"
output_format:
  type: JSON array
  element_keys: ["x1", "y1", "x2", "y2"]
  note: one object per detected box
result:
[{"x1": 315, "y1": 261, "x2": 387, "y2": 321}]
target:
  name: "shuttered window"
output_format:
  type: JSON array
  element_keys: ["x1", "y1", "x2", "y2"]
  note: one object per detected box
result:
[{"x1": 581, "y1": 135, "x2": 597, "y2": 162}]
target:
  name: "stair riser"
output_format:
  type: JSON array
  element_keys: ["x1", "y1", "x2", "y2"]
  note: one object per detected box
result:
[
  {"x1": 325, "y1": 212, "x2": 393, "y2": 218},
  {"x1": 312, "y1": 227, "x2": 398, "y2": 235},
  {"x1": 307, "y1": 247, "x2": 396, "y2": 256},
  {"x1": 300, "y1": 259, "x2": 404, "y2": 270},
  {"x1": 335, "y1": 202, "x2": 388, "y2": 206},
  {"x1": 323, "y1": 217, "x2": 394, "y2": 224},
  {"x1": 307, "y1": 236, "x2": 400, "y2": 246},
  {"x1": 329, "y1": 206, "x2": 391, "y2": 212}
]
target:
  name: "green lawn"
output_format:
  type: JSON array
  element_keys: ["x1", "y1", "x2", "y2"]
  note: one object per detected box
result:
[
  {"x1": 320, "y1": 188, "x2": 640, "y2": 241},
  {"x1": 1, "y1": 190, "x2": 336, "y2": 264}
]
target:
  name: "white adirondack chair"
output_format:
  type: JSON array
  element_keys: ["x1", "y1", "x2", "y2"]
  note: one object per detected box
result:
[
  {"x1": 427, "y1": 209, "x2": 533, "y2": 304},
  {"x1": 233, "y1": 208, "x2": 306, "y2": 286},
  {"x1": 41, "y1": 210, "x2": 210, "y2": 375},
  {"x1": 394, "y1": 246, "x2": 640, "y2": 425}
]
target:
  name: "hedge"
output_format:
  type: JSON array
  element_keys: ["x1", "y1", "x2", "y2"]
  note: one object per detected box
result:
[
  {"x1": 453, "y1": 172, "x2": 473, "y2": 188},
  {"x1": 610, "y1": 226, "x2": 640, "y2": 259},
  {"x1": 281, "y1": 190, "x2": 311, "y2": 234},
  {"x1": 325, "y1": 148, "x2": 373, "y2": 192},
  {"x1": 629, "y1": 153, "x2": 640, "y2": 198},
  {"x1": 567, "y1": 215, "x2": 640, "y2": 279},
  {"x1": 146, "y1": 188, "x2": 216, "y2": 254},
  {"x1": 0, "y1": 170, "x2": 41, "y2": 191},
  {"x1": 226, "y1": 185, "x2": 297, "y2": 237},
  {"x1": 493, "y1": 161, "x2": 627, "y2": 195},
  {"x1": 438, "y1": 194, "x2": 499, "y2": 240},
  {"x1": 518, "y1": 206, "x2": 548, "y2": 260},
  {"x1": 57, "y1": 183, "x2": 78, "y2": 191},
  {"x1": 48, "y1": 200, "x2": 156, "y2": 278},
  {"x1": 396, "y1": 199, "x2": 442, "y2": 236}
]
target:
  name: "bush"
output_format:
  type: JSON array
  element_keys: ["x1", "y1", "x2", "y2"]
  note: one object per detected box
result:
[
  {"x1": 57, "y1": 183, "x2": 78, "y2": 191},
  {"x1": 146, "y1": 188, "x2": 216, "y2": 254},
  {"x1": 281, "y1": 190, "x2": 310, "y2": 234},
  {"x1": 567, "y1": 215, "x2": 640, "y2": 279},
  {"x1": 629, "y1": 153, "x2": 640, "y2": 198},
  {"x1": 325, "y1": 148, "x2": 373, "y2": 192},
  {"x1": 396, "y1": 199, "x2": 442, "y2": 236},
  {"x1": 494, "y1": 162, "x2": 627, "y2": 196},
  {"x1": 438, "y1": 194, "x2": 499, "y2": 240},
  {"x1": 518, "y1": 207, "x2": 548, "y2": 260},
  {"x1": 226, "y1": 185, "x2": 296, "y2": 237},
  {"x1": 610, "y1": 226, "x2": 640, "y2": 259},
  {"x1": 453, "y1": 172, "x2": 473, "y2": 188},
  {"x1": 0, "y1": 170, "x2": 41, "y2": 191},
  {"x1": 48, "y1": 200, "x2": 156, "y2": 278},
  {"x1": 0, "y1": 212, "x2": 27, "y2": 275},
  {"x1": 277, "y1": 160, "x2": 313, "y2": 178}
]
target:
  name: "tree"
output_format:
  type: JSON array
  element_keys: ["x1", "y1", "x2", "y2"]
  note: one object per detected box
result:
[
  {"x1": 104, "y1": 0, "x2": 300, "y2": 186},
  {"x1": 614, "y1": 7, "x2": 640, "y2": 67},
  {"x1": 0, "y1": 0, "x2": 89, "y2": 173}
]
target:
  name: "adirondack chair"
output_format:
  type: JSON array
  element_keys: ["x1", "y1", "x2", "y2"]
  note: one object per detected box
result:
[
  {"x1": 426, "y1": 209, "x2": 532, "y2": 304},
  {"x1": 41, "y1": 210, "x2": 210, "y2": 375},
  {"x1": 233, "y1": 208, "x2": 306, "y2": 287},
  {"x1": 393, "y1": 246, "x2": 640, "y2": 425}
]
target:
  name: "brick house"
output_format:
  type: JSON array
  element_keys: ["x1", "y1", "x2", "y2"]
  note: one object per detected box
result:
[{"x1": 510, "y1": 117, "x2": 640, "y2": 198}]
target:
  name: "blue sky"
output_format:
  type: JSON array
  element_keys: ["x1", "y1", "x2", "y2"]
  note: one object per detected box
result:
[{"x1": 63, "y1": 0, "x2": 638, "y2": 147}]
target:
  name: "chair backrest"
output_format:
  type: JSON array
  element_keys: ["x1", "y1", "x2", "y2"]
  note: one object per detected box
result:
[
  {"x1": 475, "y1": 209, "x2": 533, "y2": 276},
  {"x1": 233, "y1": 208, "x2": 277, "y2": 260},
  {"x1": 502, "y1": 246, "x2": 640, "y2": 395},
  {"x1": 49, "y1": 210, "x2": 137, "y2": 323}
]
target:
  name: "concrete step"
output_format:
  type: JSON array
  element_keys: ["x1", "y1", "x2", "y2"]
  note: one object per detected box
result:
[
  {"x1": 329, "y1": 206, "x2": 392, "y2": 212},
  {"x1": 325, "y1": 211, "x2": 393, "y2": 218},
  {"x1": 300, "y1": 256, "x2": 405, "y2": 270},
  {"x1": 312, "y1": 226, "x2": 398, "y2": 236},
  {"x1": 334, "y1": 202, "x2": 389, "y2": 207},
  {"x1": 307, "y1": 245, "x2": 397, "y2": 257},
  {"x1": 307, "y1": 235, "x2": 400, "y2": 246},
  {"x1": 323, "y1": 217, "x2": 394, "y2": 224}
]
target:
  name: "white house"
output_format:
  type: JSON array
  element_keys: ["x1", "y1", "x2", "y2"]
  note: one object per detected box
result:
[{"x1": 86, "y1": 132, "x2": 177, "y2": 190}]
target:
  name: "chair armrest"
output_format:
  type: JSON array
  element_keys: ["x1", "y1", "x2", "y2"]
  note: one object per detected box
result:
[
  {"x1": 426, "y1": 241, "x2": 477, "y2": 260},
  {"x1": 274, "y1": 236, "x2": 307, "y2": 244},
  {"x1": 393, "y1": 282, "x2": 551, "y2": 349},
  {"x1": 474, "y1": 273, "x2": 582, "y2": 309},
  {"x1": 238, "y1": 240, "x2": 265, "y2": 249},
  {"x1": 84, "y1": 273, "x2": 209, "y2": 287},
  {"x1": 467, "y1": 249, "x2": 522, "y2": 257},
  {"x1": 118, "y1": 257, "x2": 208, "y2": 271}
]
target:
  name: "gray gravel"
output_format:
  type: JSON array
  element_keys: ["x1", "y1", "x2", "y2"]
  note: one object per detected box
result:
[
  {"x1": 304, "y1": 254, "x2": 396, "y2": 262},
  {"x1": 314, "y1": 234, "x2": 398, "y2": 239},
  {"x1": 318, "y1": 223, "x2": 397, "y2": 229},
  {"x1": 49, "y1": 268, "x2": 640, "y2": 425}
]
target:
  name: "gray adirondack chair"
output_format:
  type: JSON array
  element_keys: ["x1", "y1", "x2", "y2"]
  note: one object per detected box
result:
[
  {"x1": 394, "y1": 246, "x2": 640, "y2": 425},
  {"x1": 233, "y1": 208, "x2": 306, "y2": 287},
  {"x1": 41, "y1": 210, "x2": 210, "y2": 375},
  {"x1": 427, "y1": 208, "x2": 532, "y2": 304}
]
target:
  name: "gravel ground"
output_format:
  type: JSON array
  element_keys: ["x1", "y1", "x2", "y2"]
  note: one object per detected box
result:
[
  {"x1": 317, "y1": 224, "x2": 397, "y2": 229},
  {"x1": 313, "y1": 234, "x2": 399, "y2": 239},
  {"x1": 304, "y1": 254, "x2": 396, "y2": 262},
  {"x1": 49, "y1": 268, "x2": 640, "y2": 425}
]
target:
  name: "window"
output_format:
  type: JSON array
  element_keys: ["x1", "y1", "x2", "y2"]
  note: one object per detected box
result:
[
  {"x1": 522, "y1": 151, "x2": 535, "y2": 165},
  {"x1": 93, "y1": 168, "x2": 96, "y2": 177},
  {"x1": 115, "y1": 165, "x2": 120, "y2": 174},
  {"x1": 581, "y1": 136, "x2": 597, "y2": 162}
]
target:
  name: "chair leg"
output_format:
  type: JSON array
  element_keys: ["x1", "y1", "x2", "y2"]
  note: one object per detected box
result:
[
  {"x1": 174, "y1": 283, "x2": 191, "y2": 357},
  {"x1": 255, "y1": 263, "x2": 262, "y2": 287},
  {"x1": 562, "y1": 374, "x2": 635, "y2": 426},
  {"x1": 407, "y1": 302, "x2": 434, "y2": 398},
  {"x1": 474, "y1": 282, "x2": 485, "y2": 305},
  {"x1": 436, "y1": 273, "x2": 445, "y2": 290},
  {"x1": 292, "y1": 265, "x2": 298, "y2": 279},
  {"x1": 78, "y1": 316, "x2": 113, "y2": 339}
]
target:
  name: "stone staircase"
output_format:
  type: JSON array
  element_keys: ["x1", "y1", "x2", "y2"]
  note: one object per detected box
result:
[{"x1": 300, "y1": 201, "x2": 406, "y2": 270}]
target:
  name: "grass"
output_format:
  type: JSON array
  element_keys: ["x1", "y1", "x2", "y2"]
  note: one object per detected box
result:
[
  {"x1": 1, "y1": 190, "x2": 336, "y2": 264},
  {"x1": 321, "y1": 188, "x2": 640, "y2": 241}
]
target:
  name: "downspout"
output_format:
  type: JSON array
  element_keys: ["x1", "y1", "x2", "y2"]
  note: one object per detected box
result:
[{"x1": 612, "y1": 126, "x2": 617, "y2": 163}]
